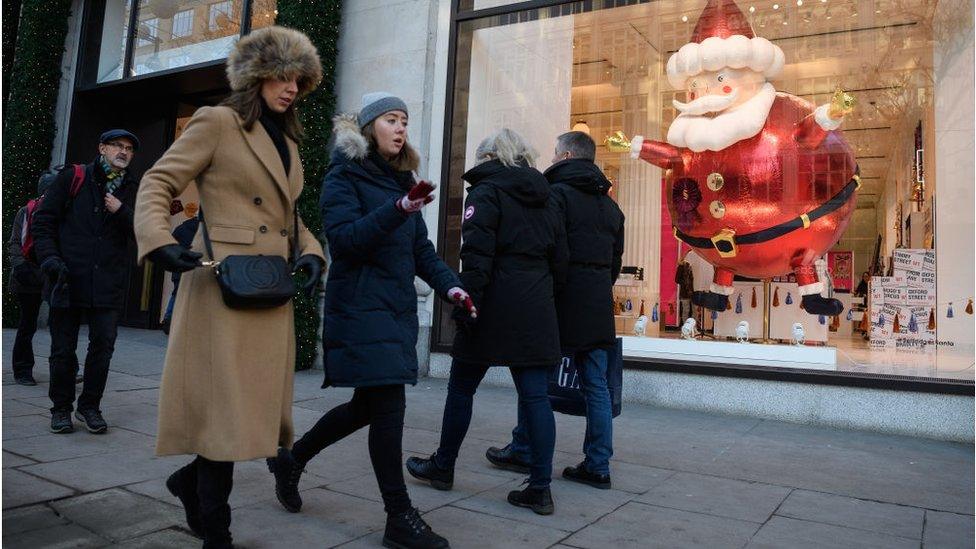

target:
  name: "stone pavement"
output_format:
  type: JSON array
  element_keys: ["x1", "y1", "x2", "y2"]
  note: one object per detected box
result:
[{"x1": 2, "y1": 327, "x2": 974, "y2": 548}]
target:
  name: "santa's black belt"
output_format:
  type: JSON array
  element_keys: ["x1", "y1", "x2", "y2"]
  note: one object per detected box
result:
[{"x1": 674, "y1": 172, "x2": 860, "y2": 259}]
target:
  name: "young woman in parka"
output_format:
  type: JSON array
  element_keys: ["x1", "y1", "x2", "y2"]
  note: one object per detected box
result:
[
  {"x1": 405, "y1": 129, "x2": 568, "y2": 516},
  {"x1": 265, "y1": 93, "x2": 468, "y2": 549},
  {"x1": 134, "y1": 27, "x2": 325, "y2": 549}
]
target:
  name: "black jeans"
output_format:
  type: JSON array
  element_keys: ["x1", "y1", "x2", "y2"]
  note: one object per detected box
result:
[
  {"x1": 48, "y1": 307, "x2": 119, "y2": 413},
  {"x1": 12, "y1": 292, "x2": 42, "y2": 377},
  {"x1": 434, "y1": 361, "x2": 555, "y2": 488},
  {"x1": 291, "y1": 384, "x2": 411, "y2": 514}
]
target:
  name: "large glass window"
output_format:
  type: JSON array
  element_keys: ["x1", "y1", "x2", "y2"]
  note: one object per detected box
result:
[
  {"x1": 131, "y1": 0, "x2": 244, "y2": 76},
  {"x1": 443, "y1": 0, "x2": 975, "y2": 381},
  {"x1": 96, "y1": 0, "x2": 134, "y2": 83}
]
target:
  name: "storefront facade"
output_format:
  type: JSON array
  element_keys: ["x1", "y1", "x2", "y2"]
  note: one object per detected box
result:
[{"x1": 51, "y1": 0, "x2": 974, "y2": 436}]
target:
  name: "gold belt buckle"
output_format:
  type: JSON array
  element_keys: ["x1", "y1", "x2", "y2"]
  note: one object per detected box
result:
[{"x1": 710, "y1": 228, "x2": 738, "y2": 258}]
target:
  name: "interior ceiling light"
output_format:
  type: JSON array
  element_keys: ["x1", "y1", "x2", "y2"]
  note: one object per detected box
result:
[
  {"x1": 682, "y1": 15, "x2": 689, "y2": 21},
  {"x1": 796, "y1": 0, "x2": 803, "y2": 5},
  {"x1": 749, "y1": 5, "x2": 756, "y2": 11},
  {"x1": 773, "y1": 3, "x2": 779, "y2": 8},
  {"x1": 572, "y1": 121, "x2": 591, "y2": 135}
]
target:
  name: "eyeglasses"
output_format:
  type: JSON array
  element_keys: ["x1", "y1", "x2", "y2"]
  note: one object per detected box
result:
[{"x1": 106, "y1": 141, "x2": 135, "y2": 153}]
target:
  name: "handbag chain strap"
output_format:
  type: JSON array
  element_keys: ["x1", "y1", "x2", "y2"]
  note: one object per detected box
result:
[{"x1": 197, "y1": 202, "x2": 300, "y2": 267}]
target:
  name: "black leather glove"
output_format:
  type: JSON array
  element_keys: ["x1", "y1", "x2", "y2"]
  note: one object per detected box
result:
[
  {"x1": 149, "y1": 244, "x2": 202, "y2": 273},
  {"x1": 40, "y1": 256, "x2": 68, "y2": 279},
  {"x1": 293, "y1": 254, "x2": 324, "y2": 297}
]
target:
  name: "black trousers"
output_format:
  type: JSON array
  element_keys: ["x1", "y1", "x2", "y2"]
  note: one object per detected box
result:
[
  {"x1": 291, "y1": 384, "x2": 411, "y2": 514},
  {"x1": 48, "y1": 307, "x2": 119, "y2": 413},
  {"x1": 12, "y1": 292, "x2": 42, "y2": 377}
]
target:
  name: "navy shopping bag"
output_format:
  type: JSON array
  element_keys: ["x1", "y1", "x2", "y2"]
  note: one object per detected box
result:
[{"x1": 547, "y1": 338, "x2": 623, "y2": 418}]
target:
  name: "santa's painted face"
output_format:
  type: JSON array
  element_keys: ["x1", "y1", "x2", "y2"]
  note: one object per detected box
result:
[{"x1": 678, "y1": 68, "x2": 766, "y2": 115}]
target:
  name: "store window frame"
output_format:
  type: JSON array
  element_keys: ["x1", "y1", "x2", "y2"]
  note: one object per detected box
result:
[
  {"x1": 434, "y1": 0, "x2": 973, "y2": 394},
  {"x1": 77, "y1": 0, "x2": 257, "y2": 90}
]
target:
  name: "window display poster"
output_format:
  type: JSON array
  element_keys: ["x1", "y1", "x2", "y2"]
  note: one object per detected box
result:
[{"x1": 829, "y1": 251, "x2": 854, "y2": 292}]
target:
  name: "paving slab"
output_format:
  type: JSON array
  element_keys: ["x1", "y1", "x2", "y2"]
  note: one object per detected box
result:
[
  {"x1": 564, "y1": 501, "x2": 759, "y2": 548},
  {"x1": 2, "y1": 468, "x2": 75, "y2": 509},
  {"x1": 2, "y1": 503, "x2": 69, "y2": 535},
  {"x1": 112, "y1": 527, "x2": 202, "y2": 548},
  {"x1": 232, "y1": 488, "x2": 386, "y2": 547},
  {"x1": 1, "y1": 522, "x2": 107, "y2": 549},
  {"x1": 8, "y1": 426, "x2": 156, "y2": 463},
  {"x1": 451, "y1": 476, "x2": 633, "y2": 532},
  {"x1": 2, "y1": 398, "x2": 50, "y2": 417},
  {"x1": 3, "y1": 451, "x2": 37, "y2": 468},
  {"x1": 775, "y1": 489, "x2": 925, "y2": 540},
  {"x1": 923, "y1": 510, "x2": 976, "y2": 549},
  {"x1": 636, "y1": 472, "x2": 791, "y2": 523},
  {"x1": 3, "y1": 413, "x2": 55, "y2": 440},
  {"x1": 747, "y1": 515, "x2": 920, "y2": 549},
  {"x1": 341, "y1": 505, "x2": 569, "y2": 548},
  {"x1": 51, "y1": 488, "x2": 183, "y2": 542},
  {"x1": 19, "y1": 447, "x2": 184, "y2": 492}
]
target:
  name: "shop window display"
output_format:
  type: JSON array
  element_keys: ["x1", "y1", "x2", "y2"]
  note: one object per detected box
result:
[
  {"x1": 442, "y1": 0, "x2": 974, "y2": 380},
  {"x1": 131, "y1": 0, "x2": 244, "y2": 77}
]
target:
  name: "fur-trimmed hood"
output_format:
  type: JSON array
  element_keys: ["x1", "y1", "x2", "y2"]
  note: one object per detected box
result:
[
  {"x1": 331, "y1": 113, "x2": 369, "y2": 161},
  {"x1": 226, "y1": 26, "x2": 322, "y2": 97}
]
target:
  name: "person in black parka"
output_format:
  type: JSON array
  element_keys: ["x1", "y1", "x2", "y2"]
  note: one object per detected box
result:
[
  {"x1": 266, "y1": 93, "x2": 465, "y2": 549},
  {"x1": 491, "y1": 131, "x2": 625, "y2": 490},
  {"x1": 406, "y1": 128, "x2": 568, "y2": 517},
  {"x1": 31, "y1": 129, "x2": 141, "y2": 435}
]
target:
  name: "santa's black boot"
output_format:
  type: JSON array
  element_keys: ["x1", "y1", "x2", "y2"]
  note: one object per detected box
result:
[
  {"x1": 801, "y1": 294, "x2": 844, "y2": 316},
  {"x1": 692, "y1": 290, "x2": 729, "y2": 312}
]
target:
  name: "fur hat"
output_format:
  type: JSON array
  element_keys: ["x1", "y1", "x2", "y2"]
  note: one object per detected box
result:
[{"x1": 226, "y1": 26, "x2": 322, "y2": 97}]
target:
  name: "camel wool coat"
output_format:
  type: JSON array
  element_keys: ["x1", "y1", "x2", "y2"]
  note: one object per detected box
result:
[{"x1": 134, "y1": 105, "x2": 324, "y2": 462}]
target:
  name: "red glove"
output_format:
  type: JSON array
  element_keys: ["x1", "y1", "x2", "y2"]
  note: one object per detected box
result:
[{"x1": 447, "y1": 287, "x2": 477, "y2": 319}]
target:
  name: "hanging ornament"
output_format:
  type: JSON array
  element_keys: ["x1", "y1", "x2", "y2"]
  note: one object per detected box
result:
[
  {"x1": 846, "y1": 309, "x2": 853, "y2": 321},
  {"x1": 859, "y1": 313, "x2": 870, "y2": 333},
  {"x1": 967, "y1": 299, "x2": 974, "y2": 315},
  {"x1": 947, "y1": 303, "x2": 954, "y2": 318},
  {"x1": 908, "y1": 313, "x2": 918, "y2": 333},
  {"x1": 735, "y1": 293, "x2": 743, "y2": 314},
  {"x1": 639, "y1": 299, "x2": 646, "y2": 317},
  {"x1": 818, "y1": 314, "x2": 826, "y2": 325},
  {"x1": 711, "y1": 309, "x2": 718, "y2": 320},
  {"x1": 625, "y1": 299, "x2": 632, "y2": 312},
  {"x1": 893, "y1": 313, "x2": 900, "y2": 333},
  {"x1": 772, "y1": 287, "x2": 780, "y2": 307},
  {"x1": 928, "y1": 307, "x2": 936, "y2": 330},
  {"x1": 751, "y1": 287, "x2": 757, "y2": 308},
  {"x1": 877, "y1": 313, "x2": 886, "y2": 327},
  {"x1": 727, "y1": 294, "x2": 733, "y2": 310},
  {"x1": 785, "y1": 291, "x2": 793, "y2": 305},
  {"x1": 830, "y1": 313, "x2": 840, "y2": 331},
  {"x1": 652, "y1": 303, "x2": 659, "y2": 322},
  {"x1": 668, "y1": 302, "x2": 675, "y2": 315}
]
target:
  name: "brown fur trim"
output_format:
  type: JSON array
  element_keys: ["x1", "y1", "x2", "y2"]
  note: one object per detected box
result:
[{"x1": 226, "y1": 26, "x2": 322, "y2": 97}]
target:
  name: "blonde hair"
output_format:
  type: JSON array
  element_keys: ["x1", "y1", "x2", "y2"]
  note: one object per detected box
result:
[{"x1": 475, "y1": 128, "x2": 537, "y2": 168}]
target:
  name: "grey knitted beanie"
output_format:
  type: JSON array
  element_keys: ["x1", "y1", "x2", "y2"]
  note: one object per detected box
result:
[{"x1": 357, "y1": 92, "x2": 408, "y2": 128}]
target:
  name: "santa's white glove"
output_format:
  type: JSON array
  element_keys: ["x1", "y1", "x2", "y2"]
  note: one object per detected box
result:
[
  {"x1": 448, "y1": 287, "x2": 478, "y2": 319},
  {"x1": 397, "y1": 195, "x2": 428, "y2": 213}
]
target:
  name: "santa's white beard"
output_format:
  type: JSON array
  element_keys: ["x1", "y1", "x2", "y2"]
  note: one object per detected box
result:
[{"x1": 667, "y1": 83, "x2": 777, "y2": 152}]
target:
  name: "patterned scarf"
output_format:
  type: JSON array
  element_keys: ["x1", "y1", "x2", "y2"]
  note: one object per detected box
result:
[{"x1": 98, "y1": 155, "x2": 125, "y2": 194}]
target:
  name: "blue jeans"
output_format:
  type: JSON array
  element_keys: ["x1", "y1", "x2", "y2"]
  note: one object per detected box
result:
[
  {"x1": 512, "y1": 348, "x2": 613, "y2": 475},
  {"x1": 434, "y1": 360, "x2": 555, "y2": 488}
]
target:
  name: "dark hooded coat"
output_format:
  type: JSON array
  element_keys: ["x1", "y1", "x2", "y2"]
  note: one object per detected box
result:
[
  {"x1": 451, "y1": 159, "x2": 567, "y2": 367},
  {"x1": 320, "y1": 114, "x2": 461, "y2": 388},
  {"x1": 544, "y1": 159, "x2": 625, "y2": 353}
]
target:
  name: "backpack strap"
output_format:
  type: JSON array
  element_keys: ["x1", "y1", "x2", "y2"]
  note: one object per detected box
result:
[{"x1": 69, "y1": 164, "x2": 85, "y2": 197}]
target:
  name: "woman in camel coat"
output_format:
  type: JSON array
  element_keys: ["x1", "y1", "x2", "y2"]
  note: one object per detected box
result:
[{"x1": 134, "y1": 27, "x2": 324, "y2": 549}]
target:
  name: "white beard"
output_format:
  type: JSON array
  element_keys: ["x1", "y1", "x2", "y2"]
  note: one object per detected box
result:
[{"x1": 667, "y1": 83, "x2": 777, "y2": 152}]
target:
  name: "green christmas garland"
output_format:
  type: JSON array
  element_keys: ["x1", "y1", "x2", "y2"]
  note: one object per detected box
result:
[
  {"x1": 2, "y1": 0, "x2": 72, "y2": 328},
  {"x1": 276, "y1": 0, "x2": 342, "y2": 370}
]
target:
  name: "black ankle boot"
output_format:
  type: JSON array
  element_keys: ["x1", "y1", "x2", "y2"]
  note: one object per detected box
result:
[
  {"x1": 406, "y1": 454, "x2": 454, "y2": 491},
  {"x1": 166, "y1": 464, "x2": 204, "y2": 538},
  {"x1": 801, "y1": 294, "x2": 844, "y2": 316},
  {"x1": 266, "y1": 447, "x2": 304, "y2": 512},
  {"x1": 507, "y1": 485, "x2": 554, "y2": 515},
  {"x1": 692, "y1": 290, "x2": 729, "y2": 312},
  {"x1": 485, "y1": 444, "x2": 531, "y2": 474},
  {"x1": 563, "y1": 462, "x2": 611, "y2": 489},
  {"x1": 383, "y1": 507, "x2": 450, "y2": 549}
]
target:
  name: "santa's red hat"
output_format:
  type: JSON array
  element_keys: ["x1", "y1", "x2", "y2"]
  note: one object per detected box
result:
[{"x1": 666, "y1": 0, "x2": 785, "y2": 89}]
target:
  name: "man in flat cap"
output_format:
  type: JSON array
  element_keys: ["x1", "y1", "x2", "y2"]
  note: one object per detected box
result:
[{"x1": 31, "y1": 129, "x2": 141, "y2": 434}]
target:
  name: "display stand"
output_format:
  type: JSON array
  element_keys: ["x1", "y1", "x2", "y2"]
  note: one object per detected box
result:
[{"x1": 762, "y1": 279, "x2": 772, "y2": 343}]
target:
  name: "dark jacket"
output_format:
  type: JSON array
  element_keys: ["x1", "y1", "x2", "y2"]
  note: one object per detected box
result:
[
  {"x1": 30, "y1": 161, "x2": 138, "y2": 309},
  {"x1": 676, "y1": 261, "x2": 694, "y2": 299},
  {"x1": 544, "y1": 159, "x2": 625, "y2": 353},
  {"x1": 320, "y1": 121, "x2": 460, "y2": 388},
  {"x1": 451, "y1": 159, "x2": 567, "y2": 367},
  {"x1": 7, "y1": 207, "x2": 43, "y2": 294}
]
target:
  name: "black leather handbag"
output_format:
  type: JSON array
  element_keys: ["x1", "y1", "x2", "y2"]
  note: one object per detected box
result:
[{"x1": 199, "y1": 207, "x2": 298, "y2": 310}]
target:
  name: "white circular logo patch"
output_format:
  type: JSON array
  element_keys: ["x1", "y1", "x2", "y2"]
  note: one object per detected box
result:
[{"x1": 464, "y1": 205, "x2": 475, "y2": 220}]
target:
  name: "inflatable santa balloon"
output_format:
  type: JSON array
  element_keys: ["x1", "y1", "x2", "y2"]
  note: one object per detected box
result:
[{"x1": 608, "y1": 0, "x2": 858, "y2": 316}]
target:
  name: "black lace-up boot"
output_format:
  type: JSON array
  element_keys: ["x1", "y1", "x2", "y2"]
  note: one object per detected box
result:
[
  {"x1": 383, "y1": 507, "x2": 450, "y2": 548},
  {"x1": 405, "y1": 454, "x2": 454, "y2": 491},
  {"x1": 266, "y1": 447, "x2": 305, "y2": 512}
]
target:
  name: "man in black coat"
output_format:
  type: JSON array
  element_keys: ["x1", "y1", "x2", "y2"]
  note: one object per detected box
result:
[
  {"x1": 486, "y1": 131, "x2": 625, "y2": 489},
  {"x1": 31, "y1": 129, "x2": 140, "y2": 434}
]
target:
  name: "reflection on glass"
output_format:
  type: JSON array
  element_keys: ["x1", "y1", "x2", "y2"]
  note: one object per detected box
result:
[
  {"x1": 131, "y1": 0, "x2": 244, "y2": 77},
  {"x1": 250, "y1": 0, "x2": 278, "y2": 30},
  {"x1": 444, "y1": 0, "x2": 974, "y2": 380},
  {"x1": 97, "y1": 0, "x2": 134, "y2": 83}
]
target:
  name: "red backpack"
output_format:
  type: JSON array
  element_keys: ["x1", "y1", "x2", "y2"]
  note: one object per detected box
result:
[{"x1": 21, "y1": 165, "x2": 86, "y2": 262}]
